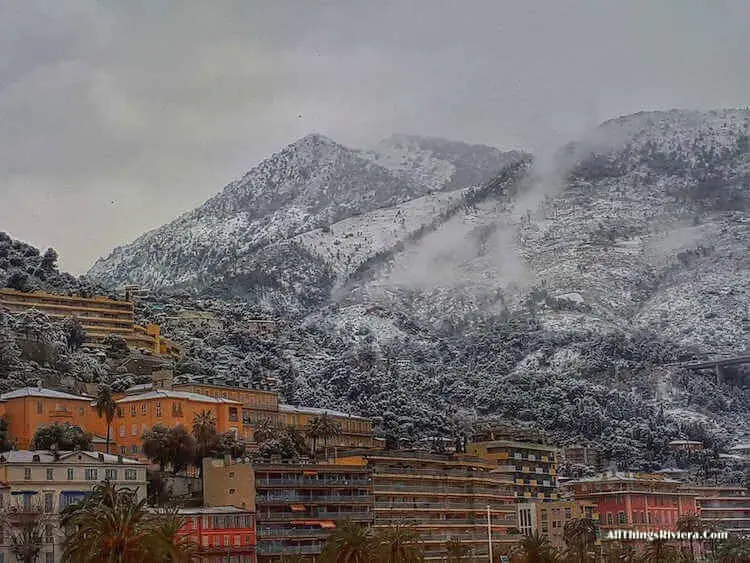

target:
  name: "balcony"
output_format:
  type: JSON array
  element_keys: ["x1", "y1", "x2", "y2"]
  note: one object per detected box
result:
[
  {"x1": 374, "y1": 501, "x2": 514, "y2": 511},
  {"x1": 256, "y1": 478, "x2": 372, "y2": 488},
  {"x1": 257, "y1": 512, "x2": 372, "y2": 523},
  {"x1": 374, "y1": 483, "x2": 509, "y2": 496},
  {"x1": 257, "y1": 494, "x2": 372, "y2": 505},
  {"x1": 376, "y1": 517, "x2": 517, "y2": 527},
  {"x1": 258, "y1": 528, "x2": 331, "y2": 539},
  {"x1": 256, "y1": 543, "x2": 324, "y2": 555}
]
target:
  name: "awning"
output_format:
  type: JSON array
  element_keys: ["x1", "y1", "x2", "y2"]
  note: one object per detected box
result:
[
  {"x1": 290, "y1": 504, "x2": 306, "y2": 512},
  {"x1": 290, "y1": 520, "x2": 324, "y2": 526},
  {"x1": 319, "y1": 521, "x2": 336, "y2": 529},
  {"x1": 303, "y1": 471, "x2": 318, "y2": 476}
]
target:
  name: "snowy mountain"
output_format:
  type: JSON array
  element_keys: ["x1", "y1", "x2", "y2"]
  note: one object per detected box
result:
[
  {"x1": 87, "y1": 133, "x2": 520, "y2": 310},
  {"x1": 79, "y1": 110, "x2": 750, "y2": 470}
]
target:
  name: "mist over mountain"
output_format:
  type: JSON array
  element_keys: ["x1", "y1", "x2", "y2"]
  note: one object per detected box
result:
[{"x1": 7, "y1": 109, "x2": 750, "y2": 472}]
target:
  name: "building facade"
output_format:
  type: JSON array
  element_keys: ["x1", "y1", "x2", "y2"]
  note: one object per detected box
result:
[
  {"x1": 0, "y1": 387, "x2": 102, "y2": 450},
  {"x1": 0, "y1": 288, "x2": 180, "y2": 358},
  {"x1": 564, "y1": 472, "x2": 698, "y2": 532},
  {"x1": 336, "y1": 450, "x2": 519, "y2": 561},
  {"x1": 679, "y1": 485, "x2": 750, "y2": 535},
  {"x1": 176, "y1": 506, "x2": 256, "y2": 563},
  {"x1": 0, "y1": 450, "x2": 146, "y2": 563},
  {"x1": 252, "y1": 462, "x2": 373, "y2": 562},
  {"x1": 468, "y1": 433, "x2": 559, "y2": 501},
  {"x1": 517, "y1": 500, "x2": 598, "y2": 550},
  {"x1": 172, "y1": 383, "x2": 376, "y2": 450},
  {"x1": 114, "y1": 389, "x2": 246, "y2": 458}
]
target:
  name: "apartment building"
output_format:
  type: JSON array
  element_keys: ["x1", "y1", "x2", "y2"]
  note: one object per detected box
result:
[
  {"x1": 278, "y1": 405, "x2": 376, "y2": 450},
  {"x1": 0, "y1": 387, "x2": 103, "y2": 450},
  {"x1": 679, "y1": 485, "x2": 750, "y2": 535},
  {"x1": 173, "y1": 383, "x2": 280, "y2": 438},
  {"x1": 176, "y1": 506, "x2": 256, "y2": 563},
  {"x1": 517, "y1": 500, "x2": 599, "y2": 550},
  {"x1": 250, "y1": 462, "x2": 373, "y2": 562},
  {"x1": 0, "y1": 288, "x2": 181, "y2": 358},
  {"x1": 114, "y1": 389, "x2": 246, "y2": 458},
  {"x1": 469, "y1": 429, "x2": 559, "y2": 501},
  {"x1": 203, "y1": 457, "x2": 255, "y2": 511},
  {"x1": 335, "y1": 450, "x2": 519, "y2": 561},
  {"x1": 172, "y1": 382, "x2": 376, "y2": 450},
  {"x1": 564, "y1": 472, "x2": 698, "y2": 532},
  {"x1": 562, "y1": 445, "x2": 599, "y2": 468},
  {"x1": 0, "y1": 450, "x2": 146, "y2": 563}
]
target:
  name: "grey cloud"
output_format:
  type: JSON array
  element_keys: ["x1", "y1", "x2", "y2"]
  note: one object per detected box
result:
[{"x1": 1, "y1": 0, "x2": 749, "y2": 273}]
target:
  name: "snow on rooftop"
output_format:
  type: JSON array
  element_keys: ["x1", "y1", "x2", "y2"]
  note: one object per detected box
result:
[
  {"x1": 0, "y1": 387, "x2": 92, "y2": 401},
  {"x1": 0, "y1": 450, "x2": 142, "y2": 465},
  {"x1": 278, "y1": 403, "x2": 369, "y2": 420},
  {"x1": 116, "y1": 389, "x2": 242, "y2": 405}
]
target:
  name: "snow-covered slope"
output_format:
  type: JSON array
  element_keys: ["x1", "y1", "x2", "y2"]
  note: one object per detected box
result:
[{"x1": 87, "y1": 133, "x2": 517, "y2": 303}]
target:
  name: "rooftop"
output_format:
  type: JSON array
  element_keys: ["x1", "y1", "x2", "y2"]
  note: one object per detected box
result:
[
  {"x1": 116, "y1": 389, "x2": 242, "y2": 405},
  {"x1": 173, "y1": 382, "x2": 278, "y2": 395},
  {"x1": 279, "y1": 404, "x2": 369, "y2": 420},
  {"x1": 0, "y1": 387, "x2": 92, "y2": 402},
  {"x1": 565, "y1": 472, "x2": 681, "y2": 485},
  {"x1": 171, "y1": 506, "x2": 253, "y2": 515},
  {"x1": 0, "y1": 450, "x2": 142, "y2": 465}
]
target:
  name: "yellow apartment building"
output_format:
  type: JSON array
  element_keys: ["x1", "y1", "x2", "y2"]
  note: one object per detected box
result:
[{"x1": 0, "y1": 288, "x2": 181, "y2": 359}]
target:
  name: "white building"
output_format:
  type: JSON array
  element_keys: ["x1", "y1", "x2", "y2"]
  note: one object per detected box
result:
[{"x1": 0, "y1": 450, "x2": 146, "y2": 563}]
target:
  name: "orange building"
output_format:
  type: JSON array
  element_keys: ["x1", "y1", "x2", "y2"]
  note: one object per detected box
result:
[
  {"x1": 0, "y1": 288, "x2": 181, "y2": 359},
  {"x1": 0, "y1": 387, "x2": 104, "y2": 450},
  {"x1": 172, "y1": 383, "x2": 376, "y2": 450},
  {"x1": 114, "y1": 389, "x2": 246, "y2": 457}
]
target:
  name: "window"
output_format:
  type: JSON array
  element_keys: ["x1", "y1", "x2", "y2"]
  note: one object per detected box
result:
[
  {"x1": 229, "y1": 488, "x2": 236, "y2": 495},
  {"x1": 156, "y1": 402, "x2": 162, "y2": 417},
  {"x1": 130, "y1": 405, "x2": 136, "y2": 416},
  {"x1": 67, "y1": 468, "x2": 74, "y2": 480},
  {"x1": 37, "y1": 401, "x2": 43, "y2": 414},
  {"x1": 46, "y1": 468, "x2": 53, "y2": 480},
  {"x1": 125, "y1": 469, "x2": 137, "y2": 480},
  {"x1": 131, "y1": 445, "x2": 138, "y2": 454},
  {"x1": 117, "y1": 407, "x2": 124, "y2": 418},
  {"x1": 24, "y1": 468, "x2": 31, "y2": 480},
  {"x1": 44, "y1": 493, "x2": 53, "y2": 513},
  {"x1": 105, "y1": 469, "x2": 118, "y2": 480},
  {"x1": 606, "y1": 513, "x2": 613, "y2": 525},
  {"x1": 44, "y1": 523, "x2": 53, "y2": 543},
  {"x1": 121, "y1": 446, "x2": 127, "y2": 455},
  {"x1": 224, "y1": 536, "x2": 230, "y2": 546},
  {"x1": 79, "y1": 407, "x2": 85, "y2": 416},
  {"x1": 85, "y1": 468, "x2": 98, "y2": 480},
  {"x1": 565, "y1": 508, "x2": 572, "y2": 519},
  {"x1": 45, "y1": 552, "x2": 53, "y2": 563},
  {"x1": 119, "y1": 426, "x2": 125, "y2": 438},
  {"x1": 131, "y1": 424, "x2": 137, "y2": 436}
]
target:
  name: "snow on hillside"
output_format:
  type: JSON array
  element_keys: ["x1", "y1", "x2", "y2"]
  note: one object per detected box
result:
[{"x1": 294, "y1": 188, "x2": 469, "y2": 278}]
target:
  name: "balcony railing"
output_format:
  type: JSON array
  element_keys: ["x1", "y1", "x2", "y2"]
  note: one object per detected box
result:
[
  {"x1": 258, "y1": 528, "x2": 331, "y2": 539},
  {"x1": 374, "y1": 501, "x2": 514, "y2": 511},
  {"x1": 257, "y1": 494, "x2": 372, "y2": 504},
  {"x1": 256, "y1": 543, "x2": 324, "y2": 555},
  {"x1": 256, "y1": 478, "x2": 372, "y2": 488},
  {"x1": 375, "y1": 483, "x2": 509, "y2": 496},
  {"x1": 257, "y1": 511, "x2": 372, "y2": 522},
  {"x1": 375, "y1": 517, "x2": 517, "y2": 526}
]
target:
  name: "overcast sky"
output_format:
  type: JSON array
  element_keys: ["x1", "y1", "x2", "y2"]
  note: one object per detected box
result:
[{"x1": 1, "y1": 0, "x2": 749, "y2": 274}]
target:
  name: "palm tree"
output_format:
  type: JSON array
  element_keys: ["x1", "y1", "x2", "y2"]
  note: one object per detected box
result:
[
  {"x1": 563, "y1": 517, "x2": 598, "y2": 563},
  {"x1": 445, "y1": 537, "x2": 471, "y2": 562},
  {"x1": 316, "y1": 413, "x2": 343, "y2": 459},
  {"x1": 603, "y1": 541, "x2": 638, "y2": 562},
  {"x1": 283, "y1": 425, "x2": 311, "y2": 457},
  {"x1": 372, "y1": 524, "x2": 424, "y2": 563},
  {"x1": 715, "y1": 535, "x2": 750, "y2": 562},
  {"x1": 320, "y1": 520, "x2": 374, "y2": 562},
  {"x1": 642, "y1": 538, "x2": 679, "y2": 563},
  {"x1": 517, "y1": 532, "x2": 557, "y2": 563},
  {"x1": 675, "y1": 513, "x2": 702, "y2": 560},
  {"x1": 192, "y1": 409, "x2": 218, "y2": 478},
  {"x1": 305, "y1": 416, "x2": 323, "y2": 455},
  {"x1": 94, "y1": 385, "x2": 117, "y2": 454},
  {"x1": 61, "y1": 481, "x2": 192, "y2": 563}
]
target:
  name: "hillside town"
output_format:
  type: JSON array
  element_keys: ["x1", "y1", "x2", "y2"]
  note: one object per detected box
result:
[{"x1": 0, "y1": 288, "x2": 747, "y2": 562}]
